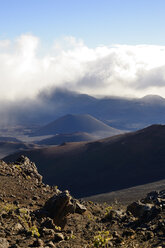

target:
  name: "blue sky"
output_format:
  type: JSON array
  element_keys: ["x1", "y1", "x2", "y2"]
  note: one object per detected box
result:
[
  {"x1": 1, "y1": 0, "x2": 165, "y2": 47},
  {"x1": 1, "y1": 0, "x2": 165, "y2": 99}
]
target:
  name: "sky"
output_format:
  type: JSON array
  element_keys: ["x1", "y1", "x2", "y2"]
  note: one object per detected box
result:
[{"x1": 1, "y1": 0, "x2": 165, "y2": 100}]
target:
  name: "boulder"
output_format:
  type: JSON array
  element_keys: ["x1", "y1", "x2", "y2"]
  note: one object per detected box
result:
[
  {"x1": 127, "y1": 201, "x2": 159, "y2": 219},
  {"x1": 75, "y1": 201, "x2": 87, "y2": 214},
  {"x1": 143, "y1": 190, "x2": 165, "y2": 209},
  {"x1": 43, "y1": 190, "x2": 74, "y2": 228},
  {"x1": 104, "y1": 209, "x2": 126, "y2": 222}
]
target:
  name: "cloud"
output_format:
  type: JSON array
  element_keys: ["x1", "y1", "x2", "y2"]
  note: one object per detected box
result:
[{"x1": 1, "y1": 34, "x2": 165, "y2": 101}]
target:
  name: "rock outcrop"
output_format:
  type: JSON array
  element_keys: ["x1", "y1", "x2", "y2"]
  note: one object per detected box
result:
[
  {"x1": 14, "y1": 155, "x2": 43, "y2": 183},
  {"x1": 0, "y1": 155, "x2": 42, "y2": 184}
]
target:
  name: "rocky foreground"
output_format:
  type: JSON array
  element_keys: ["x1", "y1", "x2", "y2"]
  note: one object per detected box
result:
[{"x1": 0, "y1": 156, "x2": 165, "y2": 247}]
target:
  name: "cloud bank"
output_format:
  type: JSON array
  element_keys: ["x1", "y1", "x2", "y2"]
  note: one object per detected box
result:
[{"x1": 1, "y1": 34, "x2": 165, "y2": 100}]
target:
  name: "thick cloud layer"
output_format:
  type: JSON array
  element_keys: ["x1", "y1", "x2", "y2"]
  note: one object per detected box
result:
[{"x1": 1, "y1": 34, "x2": 165, "y2": 100}]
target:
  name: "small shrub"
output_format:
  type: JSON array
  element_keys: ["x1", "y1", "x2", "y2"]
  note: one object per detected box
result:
[
  {"x1": 55, "y1": 225, "x2": 61, "y2": 231},
  {"x1": 87, "y1": 214, "x2": 97, "y2": 221},
  {"x1": 15, "y1": 165, "x2": 22, "y2": 171},
  {"x1": 0, "y1": 203, "x2": 40, "y2": 237},
  {"x1": 28, "y1": 225, "x2": 40, "y2": 237},
  {"x1": 67, "y1": 233, "x2": 76, "y2": 240},
  {"x1": 104, "y1": 206, "x2": 112, "y2": 217},
  {"x1": 18, "y1": 208, "x2": 40, "y2": 237},
  {"x1": 92, "y1": 230, "x2": 112, "y2": 248},
  {"x1": 0, "y1": 202, "x2": 17, "y2": 214}
]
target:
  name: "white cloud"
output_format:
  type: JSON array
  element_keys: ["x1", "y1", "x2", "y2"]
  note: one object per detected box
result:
[
  {"x1": 0, "y1": 40, "x2": 11, "y2": 49},
  {"x1": 1, "y1": 34, "x2": 165, "y2": 100}
]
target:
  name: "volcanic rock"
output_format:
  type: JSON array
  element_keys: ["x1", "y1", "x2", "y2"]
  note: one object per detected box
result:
[{"x1": 43, "y1": 190, "x2": 74, "y2": 228}]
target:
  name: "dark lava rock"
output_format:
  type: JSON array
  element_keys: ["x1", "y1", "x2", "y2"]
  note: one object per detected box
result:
[
  {"x1": 43, "y1": 190, "x2": 75, "y2": 228},
  {"x1": 127, "y1": 201, "x2": 159, "y2": 219},
  {"x1": 75, "y1": 201, "x2": 87, "y2": 214},
  {"x1": 54, "y1": 232, "x2": 64, "y2": 242}
]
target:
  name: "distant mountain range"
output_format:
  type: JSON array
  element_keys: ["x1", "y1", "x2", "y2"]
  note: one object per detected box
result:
[
  {"x1": 3, "y1": 89, "x2": 165, "y2": 131},
  {"x1": 5, "y1": 124, "x2": 165, "y2": 198},
  {"x1": 31, "y1": 114, "x2": 122, "y2": 137}
]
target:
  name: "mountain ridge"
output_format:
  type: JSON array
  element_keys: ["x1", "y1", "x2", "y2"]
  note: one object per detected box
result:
[{"x1": 4, "y1": 124, "x2": 165, "y2": 198}]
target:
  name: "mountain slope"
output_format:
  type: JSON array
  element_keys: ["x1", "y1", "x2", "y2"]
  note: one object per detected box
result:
[
  {"x1": 36, "y1": 132, "x2": 97, "y2": 145},
  {"x1": 84, "y1": 178, "x2": 165, "y2": 205},
  {"x1": 31, "y1": 114, "x2": 122, "y2": 136},
  {"x1": 0, "y1": 141, "x2": 40, "y2": 159},
  {"x1": 5, "y1": 124, "x2": 165, "y2": 198}
]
